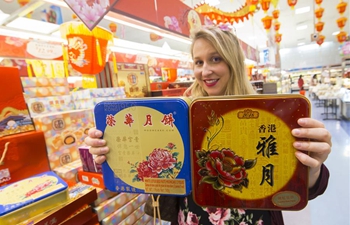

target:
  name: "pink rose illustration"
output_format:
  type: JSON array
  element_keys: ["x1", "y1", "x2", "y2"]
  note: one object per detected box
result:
[
  {"x1": 148, "y1": 148, "x2": 177, "y2": 174},
  {"x1": 186, "y1": 211, "x2": 200, "y2": 225},
  {"x1": 206, "y1": 208, "x2": 231, "y2": 225}
]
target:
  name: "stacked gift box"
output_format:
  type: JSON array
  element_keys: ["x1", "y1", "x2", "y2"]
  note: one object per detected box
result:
[
  {"x1": 71, "y1": 87, "x2": 126, "y2": 110},
  {"x1": 1, "y1": 68, "x2": 160, "y2": 224}
]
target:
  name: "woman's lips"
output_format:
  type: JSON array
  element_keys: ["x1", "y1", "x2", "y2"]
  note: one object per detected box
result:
[{"x1": 204, "y1": 79, "x2": 219, "y2": 87}]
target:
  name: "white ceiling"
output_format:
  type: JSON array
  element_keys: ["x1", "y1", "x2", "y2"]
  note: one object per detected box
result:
[{"x1": 0, "y1": 0, "x2": 348, "y2": 55}]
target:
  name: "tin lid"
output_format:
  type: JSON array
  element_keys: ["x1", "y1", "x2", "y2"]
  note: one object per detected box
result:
[
  {"x1": 189, "y1": 94, "x2": 310, "y2": 210},
  {"x1": 94, "y1": 97, "x2": 192, "y2": 196}
]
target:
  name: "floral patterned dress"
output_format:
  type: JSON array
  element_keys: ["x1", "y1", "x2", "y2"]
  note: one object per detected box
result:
[{"x1": 178, "y1": 194, "x2": 271, "y2": 225}]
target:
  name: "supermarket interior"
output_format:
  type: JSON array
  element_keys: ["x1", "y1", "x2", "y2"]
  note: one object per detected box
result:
[{"x1": 0, "y1": 0, "x2": 349, "y2": 224}]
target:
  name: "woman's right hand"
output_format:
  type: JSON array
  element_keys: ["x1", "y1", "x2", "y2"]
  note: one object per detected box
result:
[{"x1": 84, "y1": 127, "x2": 109, "y2": 164}]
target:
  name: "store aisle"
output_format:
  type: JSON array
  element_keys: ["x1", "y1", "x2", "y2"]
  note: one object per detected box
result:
[{"x1": 283, "y1": 96, "x2": 350, "y2": 225}]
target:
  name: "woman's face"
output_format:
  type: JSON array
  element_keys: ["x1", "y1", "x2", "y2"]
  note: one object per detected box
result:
[{"x1": 192, "y1": 38, "x2": 230, "y2": 96}]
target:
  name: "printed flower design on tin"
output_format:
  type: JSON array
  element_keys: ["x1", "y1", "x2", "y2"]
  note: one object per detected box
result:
[
  {"x1": 196, "y1": 110, "x2": 257, "y2": 192},
  {"x1": 129, "y1": 143, "x2": 182, "y2": 182}
]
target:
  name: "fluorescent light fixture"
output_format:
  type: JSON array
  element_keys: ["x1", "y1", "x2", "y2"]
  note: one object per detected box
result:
[
  {"x1": 297, "y1": 42, "x2": 305, "y2": 46},
  {"x1": 6, "y1": 17, "x2": 59, "y2": 34},
  {"x1": 0, "y1": 10, "x2": 9, "y2": 24},
  {"x1": 332, "y1": 31, "x2": 340, "y2": 36},
  {"x1": 105, "y1": 15, "x2": 192, "y2": 45},
  {"x1": 296, "y1": 25, "x2": 307, "y2": 30},
  {"x1": 295, "y1": 6, "x2": 310, "y2": 14},
  {"x1": 0, "y1": 27, "x2": 66, "y2": 43}
]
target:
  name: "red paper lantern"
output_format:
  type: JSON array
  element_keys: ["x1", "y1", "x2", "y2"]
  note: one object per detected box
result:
[
  {"x1": 315, "y1": 0, "x2": 323, "y2": 5},
  {"x1": 275, "y1": 32, "x2": 282, "y2": 44},
  {"x1": 109, "y1": 23, "x2": 117, "y2": 33},
  {"x1": 60, "y1": 22, "x2": 113, "y2": 75},
  {"x1": 337, "y1": 1, "x2": 347, "y2": 14},
  {"x1": 337, "y1": 17, "x2": 347, "y2": 29},
  {"x1": 315, "y1": 7, "x2": 324, "y2": 19},
  {"x1": 287, "y1": 0, "x2": 297, "y2": 10},
  {"x1": 247, "y1": 0, "x2": 259, "y2": 5},
  {"x1": 272, "y1": 10, "x2": 280, "y2": 19},
  {"x1": 261, "y1": 0, "x2": 271, "y2": 13},
  {"x1": 274, "y1": 21, "x2": 281, "y2": 31},
  {"x1": 316, "y1": 35, "x2": 325, "y2": 46},
  {"x1": 315, "y1": 21, "x2": 324, "y2": 32},
  {"x1": 337, "y1": 31, "x2": 348, "y2": 43},
  {"x1": 261, "y1": 15, "x2": 273, "y2": 31}
]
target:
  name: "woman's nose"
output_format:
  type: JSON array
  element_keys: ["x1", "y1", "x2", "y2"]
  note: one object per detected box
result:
[{"x1": 202, "y1": 63, "x2": 213, "y2": 76}]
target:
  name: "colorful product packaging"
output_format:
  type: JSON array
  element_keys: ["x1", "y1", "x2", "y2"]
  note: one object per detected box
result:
[
  {"x1": 94, "y1": 94, "x2": 310, "y2": 211},
  {"x1": 74, "y1": 96, "x2": 125, "y2": 110},
  {"x1": 189, "y1": 95, "x2": 310, "y2": 210},
  {"x1": 0, "y1": 67, "x2": 35, "y2": 137},
  {"x1": 18, "y1": 182, "x2": 97, "y2": 225},
  {"x1": 26, "y1": 95, "x2": 74, "y2": 117},
  {"x1": 71, "y1": 87, "x2": 126, "y2": 100},
  {"x1": 93, "y1": 188, "x2": 119, "y2": 206},
  {"x1": 20, "y1": 77, "x2": 68, "y2": 88},
  {"x1": 78, "y1": 146, "x2": 103, "y2": 173},
  {"x1": 93, "y1": 192, "x2": 138, "y2": 221},
  {"x1": 23, "y1": 86, "x2": 70, "y2": 98},
  {"x1": 32, "y1": 109, "x2": 95, "y2": 169},
  {"x1": 94, "y1": 98, "x2": 192, "y2": 196},
  {"x1": 78, "y1": 170, "x2": 105, "y2": 189},
  {"x1": 0, "y1": 131, "x2": 50, "y2": 187},
  {"x1": 53, "y1": 160, "x2": 82, "y2": 187},
  {"x1": 0, "y1": 171, "x2": 69, "y2": 225},
  {"x1": 118, "y1": 204, "x2": 145, "y2": 225},
  {"x1": 101, "y1": 194, "x2": 148, "y2": 225}
]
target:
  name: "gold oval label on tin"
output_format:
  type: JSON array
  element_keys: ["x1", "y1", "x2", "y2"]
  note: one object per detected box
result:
[
  {"x1": 237, "y1": 109, "x2": 259, "y2": 119},
  {"x1": 272, "y1": 191, "x2": 301, "y2": 208}
]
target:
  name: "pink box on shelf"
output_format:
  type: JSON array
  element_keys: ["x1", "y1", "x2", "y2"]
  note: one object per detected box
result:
[
  {"x1": 93, "y1": 192, "x2": 138, "y2": 221},
  {"x1": 78, "y1": 146, "x2": 102, "y2": 174},
  {"x1": 101, "y1": 194, "x2": 148, "y2": 225}
]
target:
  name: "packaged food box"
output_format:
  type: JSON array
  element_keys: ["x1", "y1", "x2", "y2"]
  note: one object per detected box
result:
[
  {"x1": 189, "y1": 95, "x2": 310, "y2": 210},
  {"x1": 71, "y1": 87, "x2": 126, "y2": 101},
  {"x1": 0, "y1": 67, "x2": 35, "y2": 138},
  {"x1": 24, "y1": 86, "x2": 70, "y2": 98},
  {"x1": 21, "y1": 77, "x2": 68, "y2": 88},
  {"x1": 0, "y1": 171, "x2": 69, "y2": 224},
  {"x1": 78, "y1": 146, "x2": 103, "y2": 173},
  {"x1": 94, "y1": 97, "x2": 192, "y2": 196},
  {"x1": 26, "y1": 95, "x2": 74, "y2": 117}
]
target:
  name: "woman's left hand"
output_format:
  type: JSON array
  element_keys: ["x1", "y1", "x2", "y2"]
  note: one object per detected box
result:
[{"x1": 291, "y1": 118, "x2": 332, "y2": 188}]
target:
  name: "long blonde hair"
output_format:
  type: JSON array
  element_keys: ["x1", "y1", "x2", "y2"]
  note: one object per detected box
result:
[{"x1": 184, "y1": 26, "x2": 256, "y2": 97}]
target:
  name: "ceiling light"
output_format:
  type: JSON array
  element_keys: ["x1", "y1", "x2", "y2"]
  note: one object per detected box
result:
[
  {"x1": 0, "y1": 10, "x2": 9, "y2": 24},
  {"x1": 295, "y1": 6, "x2": 310, "y2": 14},
  {"x1": 332, "y1": 31, "x2": 340, "y2": 36},
  {"x1": 296, "y1": 25, "x2": 307, "y2": 30},
  {"x1": 0, "y1": 27, "x2": 66, "y2": 43},
  {"x1": 6, "y1": 17, "x2": 59, "y2": 34}
]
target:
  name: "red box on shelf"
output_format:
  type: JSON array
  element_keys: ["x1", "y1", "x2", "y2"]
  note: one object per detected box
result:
[{"x1": 78, "y1": 170, "x2": 105, "y2": 189}]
